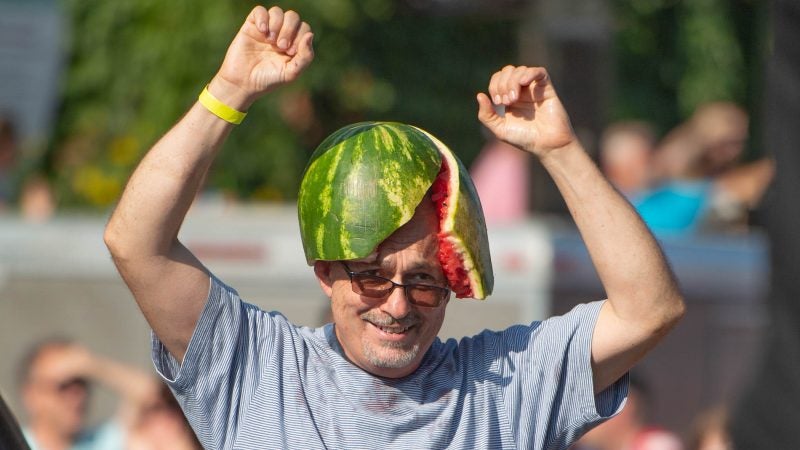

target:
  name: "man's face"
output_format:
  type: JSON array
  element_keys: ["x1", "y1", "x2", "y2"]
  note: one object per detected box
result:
[
  {"x1": 317, "y1": 198, "x2": 449, "y2": 378},
  {"x1": 22, "y1": 346, "x2": 89, "y2": 438}
]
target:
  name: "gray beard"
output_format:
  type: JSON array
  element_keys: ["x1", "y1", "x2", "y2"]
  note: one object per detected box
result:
[
  {"x1": 362, "y1": 338, "x2": 420, "y2": 369},
  {"x1": 359, "y1": 310, "x2": 422, "y2": 369}
]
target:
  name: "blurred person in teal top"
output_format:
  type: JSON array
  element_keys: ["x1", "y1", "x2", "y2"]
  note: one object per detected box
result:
[{"x1": 638, "y1": 102, "x2": 772, "y2": 236}]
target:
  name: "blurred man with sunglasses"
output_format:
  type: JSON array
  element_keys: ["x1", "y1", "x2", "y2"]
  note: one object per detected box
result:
[
  {"x1": 104, "y1": 5, "x2": 685, "y2": 449},
  {"x1": 17, "y1": 339, "x2": 157, "y2": 450}
]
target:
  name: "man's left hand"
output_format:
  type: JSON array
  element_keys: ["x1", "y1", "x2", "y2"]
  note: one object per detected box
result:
[{"x1": 477, "y1": 66, "x2": 577, "y2": 160}]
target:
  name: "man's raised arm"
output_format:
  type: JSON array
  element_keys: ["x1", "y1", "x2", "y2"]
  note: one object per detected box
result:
[
  {"x1": 104, "y1": 6, "x2": 314, "y2": 362},
  {"x1": 477, "y1": 66, "x2": 685, "y2": 393}
]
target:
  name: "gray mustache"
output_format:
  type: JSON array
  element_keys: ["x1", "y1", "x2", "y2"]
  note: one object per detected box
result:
[{"x1": 361, "y1": 311, "x2": 420, "y2": 328}]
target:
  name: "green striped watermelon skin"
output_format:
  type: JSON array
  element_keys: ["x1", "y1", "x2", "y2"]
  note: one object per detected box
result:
[{"x1": 298, "y1": 122, "x2": 442, "y2": 263}]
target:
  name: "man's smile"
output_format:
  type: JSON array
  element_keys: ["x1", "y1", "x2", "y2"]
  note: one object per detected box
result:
[{"x1": 365, "y1": 319, "x2": 417, "y2": 341}]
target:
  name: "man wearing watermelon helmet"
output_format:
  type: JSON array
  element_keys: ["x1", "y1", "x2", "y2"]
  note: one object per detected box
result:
[{"x1": 105, "y1": 5, "x2": 685, "y2": 449}]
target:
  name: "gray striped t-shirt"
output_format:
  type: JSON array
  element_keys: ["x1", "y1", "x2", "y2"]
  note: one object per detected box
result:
[{"x1": 152, "y1": 276, "x2": 627, "y2": 449}]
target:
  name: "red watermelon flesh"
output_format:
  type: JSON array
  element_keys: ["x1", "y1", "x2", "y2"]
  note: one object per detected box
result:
[
  {"x1": 432, "y1": 160, "x2": 473, "y2": 298},
  {"x1": 418, "y1": 126, "x2": 494, "y2": 300}
]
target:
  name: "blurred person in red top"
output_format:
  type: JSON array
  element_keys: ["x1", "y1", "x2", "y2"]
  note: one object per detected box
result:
[
  {"x1": 18, "y1": 339, "x2": 159, "y2": 450},
  {"x1": 470, "y1": 128, "x2": 530, "y2": 224},
  {"x1": 572, "y1": 376, "x2": 683, "y2": 450}
]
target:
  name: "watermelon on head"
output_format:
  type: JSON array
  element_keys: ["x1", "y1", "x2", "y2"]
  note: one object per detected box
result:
[{"x1": 298, "y1": 121, "x2": 494, "y2": 299}]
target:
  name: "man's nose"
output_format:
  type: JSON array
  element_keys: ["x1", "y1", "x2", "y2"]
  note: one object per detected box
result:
[{"x1": 380, "y1": 285, "x2": 413, "y2": 319}]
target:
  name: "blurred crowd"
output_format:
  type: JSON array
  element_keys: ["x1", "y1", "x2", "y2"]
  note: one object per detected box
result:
[
  {"x1": 569, "y1": 375, "x2": 732, "y2": 450},
  {"x1": 15, "y1": 338, "x2": 201, "y2": 450},
  {"x1": 598, "y1": 102, "x2": 772, "y2": 237},
  {"x1": 472, "y1": 100, "x2": 773, "y2": 239},
  {"x1": 12, "y1": 338, "x2": 733, "y2": 450}
]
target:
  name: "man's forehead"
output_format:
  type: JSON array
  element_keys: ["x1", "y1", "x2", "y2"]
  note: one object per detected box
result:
[
  {"x1": 350, "y1": 233, "x2": 440, "y2": 269},
  {"x1": 30, "y1": 347, "x2": 64, "y2": 370},
  {"x1": 395, "y1": 196, "x2": 438, "y2": 239},
  {"x1": 348, "y1": 210, "x2": 441, "y2": 273}
]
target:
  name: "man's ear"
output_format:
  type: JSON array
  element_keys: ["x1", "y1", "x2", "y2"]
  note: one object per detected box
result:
[{"x1": 314, "y1": 260, "x2": 334, "y2": 298}]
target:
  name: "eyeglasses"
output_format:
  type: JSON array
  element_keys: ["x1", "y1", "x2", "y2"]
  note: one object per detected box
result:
[
  {"x1": 30, "y1": 377, "x2": 89, "y2": 395},
  {"x1": 340, "y1": 262, "x2": 450, "y2": 308},
  {"x1": 56, "y1": 377, "x2": 88, "y2": 394}
]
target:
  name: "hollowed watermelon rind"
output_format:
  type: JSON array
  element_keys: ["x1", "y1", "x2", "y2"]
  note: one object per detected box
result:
[
  {"x1": 417, "y1": 127, "x2": 494, "y2": 299},
  {"x1": 298, "y1": 121, "x2": 494, "y2": 300},
  {"x1": 298, "y1": 122, "x2": 442, "y2": 264}
]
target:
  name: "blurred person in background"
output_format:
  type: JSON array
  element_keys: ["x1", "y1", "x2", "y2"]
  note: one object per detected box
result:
[
  {"x1": 669, "y1": 102, "x2": 772, "y2": 231},
  {"x1": 19, "y1": 174, "x2": 56, "y2": 223},
  {"x1": 687, "y1": 406, "x2": 731, "y2": 450},
  {"x1": 598, "y1": 121, "x2": 657, "y2": 201},
  {"x1": 470, "y1": 128, "x2": 530, "y2": 224},
  {"x1": 685, "y1": 102, "x2": 749, "y2": 178},
  {"x1": 650, "y1": 102, "x2": 751, "y2": 184},
  {"x1": 0, "y1": 116, "x2": 19, "y2": 211},
  {"x1": 126, "y1": 383, "x2": 201, "y2": 450},
  {"x1": 636, "y1": 102, "x2": 773, "y2": 235},
  {"x1": 634, "y1": 125, "x2": 710, "y2": 235},
  {"x1": 571, "y1": 375, "x2": 683, "y2": 450},
  {"x1": 18, "y1": 338, "x2": 159, "y2": 450},
  {"x1": 0, "y1": 114, "x2": 56, "y2": 221}
]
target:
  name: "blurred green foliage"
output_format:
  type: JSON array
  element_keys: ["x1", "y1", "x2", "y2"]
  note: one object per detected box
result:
[
  {"x1": 610, "y1": 0, "x2": 767, "y2": 138},
  {"x1": 45, "y1": 0, "x2": 517, "y2": 208},
  {"x1": 43, "y1": 0, "x2": 767, "y2": 208}
]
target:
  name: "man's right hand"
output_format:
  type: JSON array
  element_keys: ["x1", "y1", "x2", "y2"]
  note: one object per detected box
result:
[
  {"x1": 210, "y1": 5, "x2": 315, "y2": 110},
  {"x1": 105, "y1": 5, "x2": 315, "y2": 363}
]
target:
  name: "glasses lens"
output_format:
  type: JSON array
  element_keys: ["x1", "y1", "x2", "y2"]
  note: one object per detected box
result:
[
  {"x1": 352, "y1": 274, "x2": 393, "y2": 298},
  {"x1": 408, "y1": 285, "x2": 447, "y2": 307}
]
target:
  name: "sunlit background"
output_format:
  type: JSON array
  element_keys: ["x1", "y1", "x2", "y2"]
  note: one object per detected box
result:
[{"x1": 0, "y1": 0, "x2": 776, "y2": 448}]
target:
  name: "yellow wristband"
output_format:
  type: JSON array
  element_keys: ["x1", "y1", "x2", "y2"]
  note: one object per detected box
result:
[{"x1": 198, "y1": 85, "x2": 247, "y2": 125}]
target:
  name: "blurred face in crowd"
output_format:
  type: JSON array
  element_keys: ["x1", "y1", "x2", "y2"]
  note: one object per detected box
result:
[
  {"x1": 702, "y1": 124, "x2": 748, "y2": 175},
  {"x1": 315, "y1": 198, "x2": 449, "y2": 379},
  {"x1": 22, "y1": 345, "x2": 89, "y2": 438},
  {"x1": 692, "y1": 102, "x2": 749, "y2": 175},
  {"x1": 600, "y1": 132, "x2": 654, "y2": 195},
  {"x1": 129, "y1": 384, "x2": 202, "y2": 450}
]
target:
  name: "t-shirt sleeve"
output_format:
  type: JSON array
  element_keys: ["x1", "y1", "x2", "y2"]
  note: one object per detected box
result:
[
  {"x1": 502, "y1": 300, "x2": 629, "y2": 449},
  {"x1": 150, "y1": 275, "x2": 285, "y2": 448}
]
